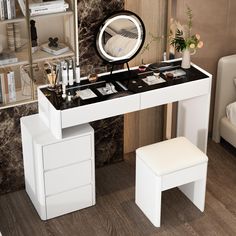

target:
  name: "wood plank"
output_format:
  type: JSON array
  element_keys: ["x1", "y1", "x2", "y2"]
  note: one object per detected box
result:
[
  {"x1": 124, "y1": 0, "x2": 167, "y2": 153},
  {"x1": 1, "y1": 141, "x2": 236, "y2": 235}
]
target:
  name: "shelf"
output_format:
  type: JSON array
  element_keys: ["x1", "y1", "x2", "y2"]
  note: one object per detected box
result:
[
  {"x1": 0, "y1": 16, "x2": 26, "y2": 24},
  {"x1": 0, "y1": 89, "x2": 34, "y2": 110},
  {"x1": 30, "y1": 10, "x2": 73, "y2": 19},
  {"x1": 0, "y1": 0, "x2": 77, "y2": 110},
  {"x1": 32, "y1": 48, "x2": 74, "y2": 63},
  {"x1": 0, "y1": 98, "x2": 36, "y2": 110},
  {"x1": 0, "y1": 49, "x2": 29, "y2": 68}
]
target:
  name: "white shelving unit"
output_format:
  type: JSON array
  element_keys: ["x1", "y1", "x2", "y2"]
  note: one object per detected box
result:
[{"x1": 0, "y1": 0, "x2": 78, "y2": 109}]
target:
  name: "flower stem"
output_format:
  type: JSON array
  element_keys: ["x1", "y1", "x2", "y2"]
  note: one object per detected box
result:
[{"x1": 186, "y1": 5, "x2": 193, "y2": 38}]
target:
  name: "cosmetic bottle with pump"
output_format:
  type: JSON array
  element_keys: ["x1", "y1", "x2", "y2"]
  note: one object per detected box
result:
[
  {"x1": 68, "y1": 66, "x2": 73, "y2": 86},
  {"x1": 76, "y1": 65, "x2": 80, "y2": 84},
  {"x1": 62, "y1": 63, "x2": 68, "y2": 85}
]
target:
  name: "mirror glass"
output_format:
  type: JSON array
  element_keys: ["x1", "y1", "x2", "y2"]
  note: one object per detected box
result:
[{"x1": 95, "y1": 11, "x2": 146, "y2": 64}]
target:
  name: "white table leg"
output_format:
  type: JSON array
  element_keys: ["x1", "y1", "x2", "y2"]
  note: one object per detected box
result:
[{"x1": 177, "y1": 85, "x2": 211, "y2": 153}]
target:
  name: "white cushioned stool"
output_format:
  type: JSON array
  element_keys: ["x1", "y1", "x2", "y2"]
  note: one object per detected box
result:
[{"x1": 135, "y1": 137, "x2": 208, "y2": 227}]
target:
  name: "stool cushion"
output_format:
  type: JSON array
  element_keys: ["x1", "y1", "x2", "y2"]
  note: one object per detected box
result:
[{"x1": 136, "y1": 137, "x2": 208, "y2": 176}]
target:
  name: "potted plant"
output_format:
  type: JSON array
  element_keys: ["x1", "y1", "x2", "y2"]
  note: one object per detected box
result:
[{"x1": 170, "y1": 6, "x2": 203, "y2": 69}]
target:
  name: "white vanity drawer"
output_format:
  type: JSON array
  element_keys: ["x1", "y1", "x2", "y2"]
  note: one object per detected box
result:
[
  {"x1": 46, "y1": 184, "x2": 93, "y2": 219},
  {"x1": 140, "y1": 78, "x2": 211, "y2": 110},
  {"x1": 44, "y1": 160, "x2": 92, "y2": 196},
  {"x1": 43, "y1": 134, "x2": 92, "y2": 170},
  {"x1": 61, "y1": 93, "x2": 140, "y2": 128}
]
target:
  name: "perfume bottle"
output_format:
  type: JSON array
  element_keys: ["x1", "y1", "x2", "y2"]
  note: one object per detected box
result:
[
  {"x1": 62, "y1": 65, "x2": 68, "y2": 85},
  {"x1": 75, "y1": 65, "x2": 80, "y2": 84},
  {"x1": 68, "y1": 66, "x2": 73, "y2": 86}
]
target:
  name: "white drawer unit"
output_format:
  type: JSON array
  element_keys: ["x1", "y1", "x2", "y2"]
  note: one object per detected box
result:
[
  {"x1": 43, "y1": 134, "x2": 92, "y2": 170},
  {"x1": 44, "y1": 160, "x2": 92, "y2": 196},
  {"x1": 21, "y1": 114, "x2": 95, "y2": 220},
  {"x1": 46, "y1": 185, "x2": 93, "y2": 219}
]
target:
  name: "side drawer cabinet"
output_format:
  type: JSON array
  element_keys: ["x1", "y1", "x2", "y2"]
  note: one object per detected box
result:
[{"x1": 21, "y1": 115, "x2": 96, "y2": 220}]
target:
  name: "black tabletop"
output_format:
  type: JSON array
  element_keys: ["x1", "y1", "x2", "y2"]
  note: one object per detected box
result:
[{"x1": 40, "y1": 61, "x2": 209, "y2": 111}]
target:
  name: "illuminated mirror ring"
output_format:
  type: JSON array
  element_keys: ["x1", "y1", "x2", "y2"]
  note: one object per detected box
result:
[{"x1": 95, "y1": 10, "x2": 146, "y2": 64}]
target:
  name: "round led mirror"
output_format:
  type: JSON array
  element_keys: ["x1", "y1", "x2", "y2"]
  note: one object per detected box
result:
[{"x1": 95, "y1": 10, "x2": 146, "y2": 64}]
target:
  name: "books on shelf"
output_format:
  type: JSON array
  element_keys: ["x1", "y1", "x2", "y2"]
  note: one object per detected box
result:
[
  {"x1": 0, "y1": 73, "x2": 7, "y2": 104},
  {"x1": 0, "y1": 0, "x2": 16, "y2": 20},
  {"x1": 7, "y1": 71, "x2": 16, "y2": 102},
  {"x1": 17, "y1": 0, "x2": 26, "y2": 16},
  {"x1": 6, "y1": 23, "x2": 22, "y2": 52},
  {"x1": 6, "y1": 23, "x2": 15, "y2": 51},
  {"x1": 0, "y1": 51, "x2": 18, "y2": 65},
  {"x1": 0, "y1": 0, "x2": 6, "y2": 20},
  {"x1": 29, "y1": 0, "x2": 68, "y2": 16},
  {"x1": 41, "y1": 42, "x2": 69, "y2": 55},
  {"x1": 17, "y1": 0, "x2": 68, "y2": 17},
  {"x1": 0, "y1": 68, "x2": 16, "y2": 104},
  {"x1": 29, "y1": 0, "x2": 64, "y2": 9},
  {"x1": 30, "y1": 3, "x2": 68, "y2": 16}
]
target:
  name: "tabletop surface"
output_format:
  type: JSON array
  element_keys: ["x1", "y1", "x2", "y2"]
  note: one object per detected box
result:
[{"x1": 40, "y1": 61, "x2": 209, "y2": 111}]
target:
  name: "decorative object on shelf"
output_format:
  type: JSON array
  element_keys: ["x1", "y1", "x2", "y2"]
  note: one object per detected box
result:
[
  {"x1": 20, "y1": 65, "x2": 32, "y2": 97},
  {"x1": 17, "y1": 0, "x2": 26, "y2": 16},
  {"x1": 30, "y1": 20, "x2": 38, "y2": 53},
  {"x1": 48, "y1": 37, "x2": 59, "y2": 48},
  {"x1": 170, "y1": 6, "x2": 203, "y2": 69},
  {"x1": 41, "y1": 42, "x2": 69, "y2": 55}
]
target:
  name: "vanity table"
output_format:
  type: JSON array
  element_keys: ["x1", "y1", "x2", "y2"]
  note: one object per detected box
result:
[{"x1": 21, "y1": 60, "x2": 212, "y2": 220}]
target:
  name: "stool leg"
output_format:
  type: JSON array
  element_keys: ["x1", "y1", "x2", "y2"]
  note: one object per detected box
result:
[
  {"x1": 178, "y1": 163, "x2": 207, "y2": 212},
  {"x1": 135, "y1": 157, "x2": 162, "y2": 227}
]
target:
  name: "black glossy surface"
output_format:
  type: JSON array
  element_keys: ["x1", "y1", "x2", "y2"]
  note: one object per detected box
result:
[{"x1": 41, "y1": 61, "x2": 209, "y2": 111}]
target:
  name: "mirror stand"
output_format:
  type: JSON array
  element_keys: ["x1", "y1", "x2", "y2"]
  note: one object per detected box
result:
[{"x1": 110, "y1": 62, "x2": 130, "y2": 75}]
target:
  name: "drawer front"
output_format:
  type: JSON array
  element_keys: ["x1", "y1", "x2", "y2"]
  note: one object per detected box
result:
[
  {"x1": 46, "y1": 184, "x2": 93, "y2": 219},
  {"x1": 45, "y1": 160, "x2": 92, "y2": 196},
  {"x1": 140, "y1": 78, "x2": 211, "y2": 110},
  {"x1": 43, "y1": 134, "x2": 92, "y2": 170},
  {"x1": 61, "y1": 94, "x2": 140, "y2": 128}
]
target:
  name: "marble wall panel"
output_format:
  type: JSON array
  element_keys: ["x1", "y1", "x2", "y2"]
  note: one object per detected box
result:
[
  {"x1": 0, "y1": 0, "x2": 125, "y2": 195},
  {"x1": 78, "y1": 0, "x2": 124, "y2": 75},
  {"x1": 0, "y1": 103, "x2": 38, "y2": 195},
  {"x1": 78, "y1": 0, "x2": 125, "y2": 167},
  {"x1": 91, "y1": 116, "x2": 124, "y2": 168}
]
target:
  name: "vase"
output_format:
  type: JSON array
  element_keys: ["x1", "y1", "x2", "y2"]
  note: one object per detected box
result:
[{"x1": 181, "y1": 48, "x2": 196, "y2": 69}]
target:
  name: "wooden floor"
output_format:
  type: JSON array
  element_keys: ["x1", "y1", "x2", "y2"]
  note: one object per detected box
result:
[{"x1": 1, "y1": 140, "x2": 236, "y2": 236}]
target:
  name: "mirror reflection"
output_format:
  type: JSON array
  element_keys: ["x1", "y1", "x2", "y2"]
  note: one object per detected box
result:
[{"x1": 96, "y1": 11, "x2": 145, "y2": 63}]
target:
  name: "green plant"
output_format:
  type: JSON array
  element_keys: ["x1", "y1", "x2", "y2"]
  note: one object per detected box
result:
[
  {"x1": 170, "y1": 6, "x2": 203, "y2": 52},
  {"x1": 141, "y1": 32, "x2": 161, "y2": 55}
]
